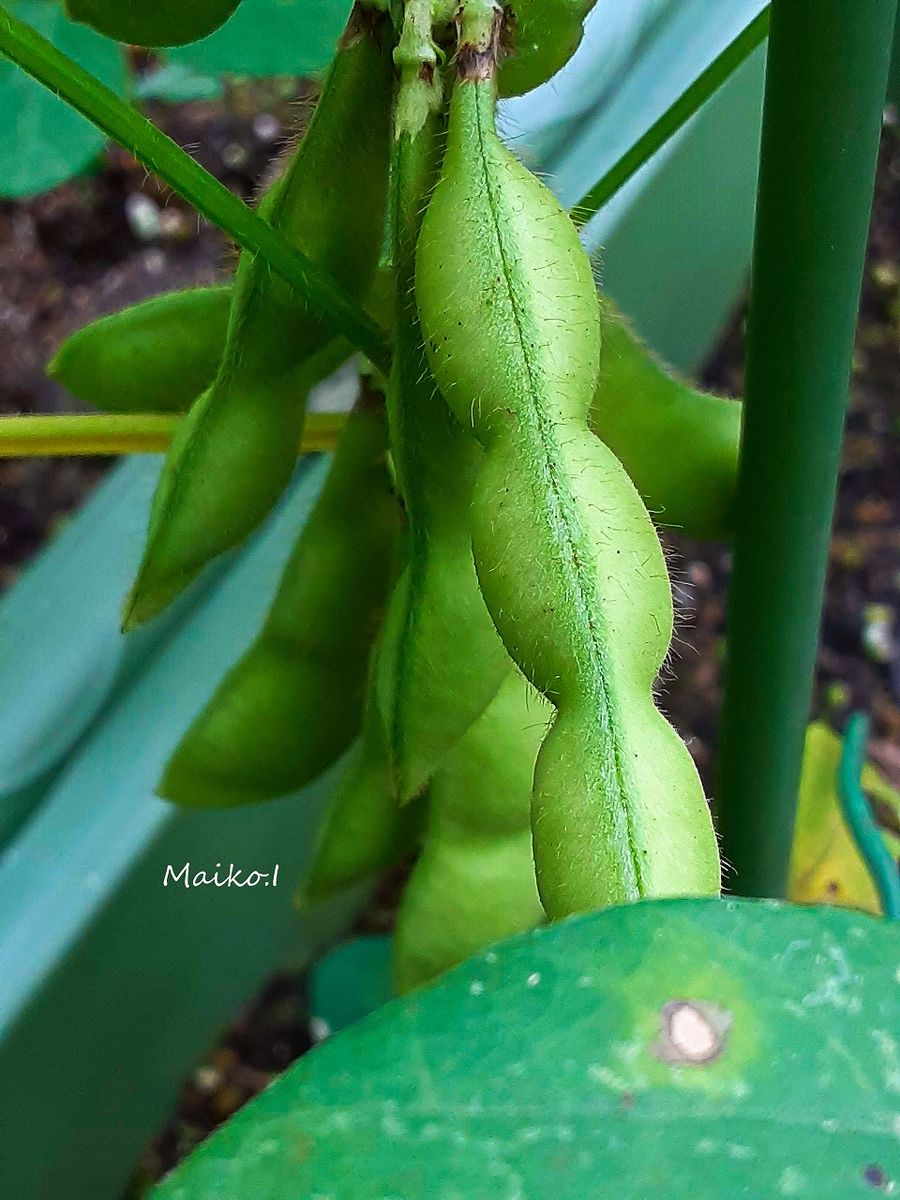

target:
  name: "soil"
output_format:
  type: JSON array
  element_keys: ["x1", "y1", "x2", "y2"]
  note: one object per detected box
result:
[
  {"x1": 0, "y1": 87, "x2": 897, "y2": 1195},
  {"x1": 0, "y1": 80, "x2": 313, "y2": 588}
]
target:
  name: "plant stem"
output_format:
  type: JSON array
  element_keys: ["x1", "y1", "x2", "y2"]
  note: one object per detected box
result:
[
  {"x1": 0, "y1": 412, "x2": 347, "y2": 457},
  {"x1": 0, "y1": 4, "x2": 391, "y2": 373},
  {"x1": 571, "y1": 6, "x2": 770, "y2": 225},
  {"x1": 714, "y1": 0, "x2": 896, "y2": 898}
]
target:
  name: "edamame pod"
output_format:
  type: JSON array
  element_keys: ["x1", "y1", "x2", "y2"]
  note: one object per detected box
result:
[
  {"x1": 301, "y1": 667, "x2": 428, "y2": 905},
  {"x1": 591, "y1": 298, "x2": 741, "y2": 542},
  {"x1": 415, "y1": 25, "x2": 720, "y2": 918},
  {"x1": 375, "y1": 85, "x2": 509, "y2": 801},
  {"x1": 159, "y1": 381, "x2": 401, "y2": 808},
  {"x1": 125, "y1": 7, "x2": 393, "y2": 628},
  {"x1": 50, "y1": 280, "x2": 742, "y2": 542},
  {"x1": 49, "y1": 287, "x2": 232, "y2": 415},
  {"x1": 393, "y1": 669, "x2": 551, "y2": 993}
]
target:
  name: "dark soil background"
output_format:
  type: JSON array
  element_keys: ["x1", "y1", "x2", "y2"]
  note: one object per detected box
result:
[{"x1": 0, "y1": 89, "x2": 897, "y2": 1195}]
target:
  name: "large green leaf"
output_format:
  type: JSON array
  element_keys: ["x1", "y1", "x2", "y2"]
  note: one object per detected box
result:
[
  {"x1": 64, "y1": 0, "x2": 243, "y2": 47},
  {"x1": 0, "y1": 0, "x2": 125, "y2": 198},
  {"x1": 167, "y1": 0, "x2": 353, "y2": 78},
  {"x1": 154, "y1": 899, "x2": 899, "y2": 1198}
]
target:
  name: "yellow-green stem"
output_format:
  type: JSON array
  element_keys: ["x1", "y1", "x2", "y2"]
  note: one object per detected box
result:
[{"x1": 0, "y1": 412, "x2": 347, "y2": 458}]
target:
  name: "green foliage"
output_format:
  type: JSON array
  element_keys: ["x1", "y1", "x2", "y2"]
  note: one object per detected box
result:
[
  {"x1": 0, "y1": 0, "x2": 124, "y2": 198},
  {"x1": 0, "y1": 0, "x2": 356, "y2": 197},
  {"x1": 152, "y1": 899, "x2": 900, "y2": 1198},
  {"x1": 499, "y1": 0, "x2": 596, "y2": 96},
  {"x1": 64, "y1": 0, "x2": 243, "y2": 47},
  {"x1": 166, "y1": 0, "x2": 354, "y2": 78},
  {"x1": 133, "y1": 61, "x2": 223, "y2": 102},
  {"x1": 6, "y1": 6, "x2": 885, "y2": 1195}
]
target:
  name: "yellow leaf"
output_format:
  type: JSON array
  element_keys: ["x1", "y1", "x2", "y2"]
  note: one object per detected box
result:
[{"x1": 789, "y1": 722, "x2": 900, "y2": 915}]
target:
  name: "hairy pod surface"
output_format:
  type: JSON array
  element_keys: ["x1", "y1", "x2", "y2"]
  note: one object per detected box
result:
[
  {"x1": 375, "y1": 103, "x2": 509, "y2": 801},
  {"x1": 159, "y1": 388, "x2": 400, "y2": 808},
  {"x1": 416, "y1": 71, "x2": 720, "y2": 917},
  {"x1": 393, "y1": 669, "x2": 550, "y2": 993},
  {"x1": 125, "y1": 7, "x2": 393, "y2": 628},
  {"x1": 49, "y1": 287, "x2": 232, "y2": 415},
  {"x1": 590, "y1": 298, "x2": 741, "y2": 542}
]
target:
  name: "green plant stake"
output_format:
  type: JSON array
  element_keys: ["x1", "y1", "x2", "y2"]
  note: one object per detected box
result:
[{"x1": 715, "y1": 0, "x2": 898, "y2": 898}]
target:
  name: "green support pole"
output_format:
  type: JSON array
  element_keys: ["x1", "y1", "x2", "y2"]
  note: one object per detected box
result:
[{"x1": 714, "y1": 0, "x2": 897, "y2": 897}]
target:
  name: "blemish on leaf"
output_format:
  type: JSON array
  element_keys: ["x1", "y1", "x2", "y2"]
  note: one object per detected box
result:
[{"x1": 653, "y1": 999, "x2": 732, "y2": 1065}]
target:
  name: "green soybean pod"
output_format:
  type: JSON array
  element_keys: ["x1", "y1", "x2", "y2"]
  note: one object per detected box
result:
[
  {"x1": 159, "y1": 381, "x2": 401, "y2": 808},
  {"x1": 125, "y1": 7, "x2": 393, "y2": 629},
  {"x1": 374, "y1": 88, "x2": 509, "y2": 801},
  {"x1": 48, "y1": 280, "x2": 742, "y2": 541},
  {"x1": 301, "y1": 675, "x2": 428, "y2": 905},
  {"x1": 415, "y1": 31, "x2": 720, "y2": 919},
  {"x1": 590, "y1": 296, "x2": 741, "y2": 542},
  {"x1": 48, "y1": 287, "x2": 232, "y2": 415},
  {"x1": 393, "y1": 669, "x2": 551, "y2": 994}
]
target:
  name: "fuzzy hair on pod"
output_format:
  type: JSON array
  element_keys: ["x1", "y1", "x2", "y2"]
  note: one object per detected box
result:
[{"x1": 415, "y1": 64, "x2": 720, "y2": 919}]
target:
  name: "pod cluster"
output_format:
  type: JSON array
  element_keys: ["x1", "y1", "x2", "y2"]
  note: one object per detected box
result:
[{"x1": 50, "y1": 0, "x2": 722, "y2": 993}]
